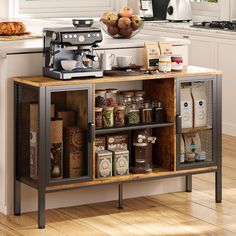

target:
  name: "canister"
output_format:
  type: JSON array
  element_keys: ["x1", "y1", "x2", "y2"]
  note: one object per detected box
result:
[
  {"x1": 112, "y1": 148, "x2": 129, "y2": 176},
  {"x1": 96, "y1": 150, "x2": 113, "y2": 178},
  {"x1": 171, "y1": 55, "x2": 183, "y2": 71},
  {"x1": 159, "y1": 55, "x2": 171, "y2": 73}
]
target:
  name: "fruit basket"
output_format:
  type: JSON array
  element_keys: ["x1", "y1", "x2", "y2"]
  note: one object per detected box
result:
[{"x1": 100, "y1": 7, "x2": 144, "y2": 39}]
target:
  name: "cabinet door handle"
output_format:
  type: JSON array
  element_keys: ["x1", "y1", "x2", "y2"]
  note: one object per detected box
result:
[
  {"x1": 183, "y1": 35, "x2": 189, "y2": 39},
  {"x1": 89, "y1": 123, "x2": 95, "y2": 143},
  {"x1": 176, "y1": 115, "x2": 182, "y2": 134}
]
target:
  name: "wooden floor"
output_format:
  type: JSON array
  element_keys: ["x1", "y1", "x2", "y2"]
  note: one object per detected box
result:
[{"x1": 1, "y1": 135, "x2": 236, "y2": 236}]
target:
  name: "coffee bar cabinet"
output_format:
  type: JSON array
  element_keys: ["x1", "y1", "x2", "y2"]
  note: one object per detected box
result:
[{"x1": 13, "y1": 66, "x2": 222, "y2": 229}]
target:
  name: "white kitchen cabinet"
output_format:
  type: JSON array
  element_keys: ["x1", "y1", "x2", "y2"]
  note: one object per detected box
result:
[
  {"x1": 183, "y1": 34, "x2": 216, "y2": 69},
  {"x1": 216, "y1": 39, "x2": 236, "y2": 136}
]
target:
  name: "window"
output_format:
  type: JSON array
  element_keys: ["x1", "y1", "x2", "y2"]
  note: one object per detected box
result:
[
  {"x1": 190, "y1": 0, "x2": 220, "y2": 21},
  {"x1": 12, "y1": 0, "x2": 127, "y2": 18}
]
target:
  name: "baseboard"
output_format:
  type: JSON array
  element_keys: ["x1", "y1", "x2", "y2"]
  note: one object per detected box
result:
[
  {"x1": 0, "y1": 204, "x2": 7, "y2": 215},
  {"x1": 223, "y1": 122, "x2": 236, "y2": 137}
]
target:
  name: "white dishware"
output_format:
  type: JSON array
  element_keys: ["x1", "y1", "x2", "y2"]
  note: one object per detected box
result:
[
  {"x1": 116, "y1": 56, "x2": 132, "y2": 67},
  {"x1": 61, "y1": 60, "x2": 77, "y2": 71},
  {"x1": 99, "y1": 51, "x2": 116, "y2": 71}
]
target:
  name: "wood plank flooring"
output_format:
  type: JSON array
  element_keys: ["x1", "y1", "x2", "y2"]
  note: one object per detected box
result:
[{"x1": 1, "y1": 134, "x2": 236, "y2": 235}]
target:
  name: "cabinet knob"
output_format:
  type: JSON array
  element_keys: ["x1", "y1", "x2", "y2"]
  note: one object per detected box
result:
[{"x1": 183, "y1": 35, "x2": 190, "y2": 39}]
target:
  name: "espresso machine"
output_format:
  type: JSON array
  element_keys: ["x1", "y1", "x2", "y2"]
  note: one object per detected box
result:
[{"x1": 43, "y1": 25, "x2": 103, "y2": 80}]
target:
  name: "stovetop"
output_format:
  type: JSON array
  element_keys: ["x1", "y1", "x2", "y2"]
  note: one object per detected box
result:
[{"x1": 192, "y1": 21, "x2": 236, "y2": 31}]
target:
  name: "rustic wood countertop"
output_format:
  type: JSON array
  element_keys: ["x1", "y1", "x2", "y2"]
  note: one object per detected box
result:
[{"x1": 13, "y1": 66, "x2": 222, "y2": 87}]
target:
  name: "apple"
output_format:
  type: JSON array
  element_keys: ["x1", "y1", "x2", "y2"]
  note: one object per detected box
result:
[
  {"x1": 107, "y1": 25, "x2": 119, "y2": 36},
  {"x1": 119, "y1": 28, "x2": 133, "y2": 38},
  {"x1": 119, "y1": 6, "x2": 133, "y2": 18},
  {"x1": 131, "y1": 15, "x2": 142, "y2": 31},
  {"x1": 118, "y1": 17, "x2": 131, "y2": 29},
  {"x1": 101, "y1": 11, "x2": 118, "y2": 26}
]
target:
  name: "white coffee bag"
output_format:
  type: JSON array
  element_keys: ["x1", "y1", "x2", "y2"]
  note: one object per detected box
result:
[
  {"x1": 181, "y1": 87, "x2": 193, "y2": 129},
  {"x1": 192, "y1": 86, "x2": 207, "y2": 127}
]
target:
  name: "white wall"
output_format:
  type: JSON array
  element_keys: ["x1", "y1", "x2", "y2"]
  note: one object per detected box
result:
[{"x1": 0, "y1": 0, "x2": 8, "y2": 18}]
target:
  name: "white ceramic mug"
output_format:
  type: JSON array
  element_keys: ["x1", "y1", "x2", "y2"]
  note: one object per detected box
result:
[
  {"x1": 99, "y1": 52, "x2": 116, "y2": 71},
  {"x1": 116, "y1": 56, "x2": 132, "y2": 67}
]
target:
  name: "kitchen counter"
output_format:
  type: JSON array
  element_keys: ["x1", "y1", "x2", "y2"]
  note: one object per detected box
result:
[
  {"x1": 0, "y1": 34, "x2": 190, "y2": 56},
  {"x1": 143, "y1": 21, "x2": 236, "y2": 40},
  {"x1": 0, "y1": 19, "x2": 190, "y2": 56}
]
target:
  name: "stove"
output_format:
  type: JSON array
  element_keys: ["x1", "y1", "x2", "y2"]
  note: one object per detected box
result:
[{"x1": 192, "y1": 21, "x2": 236, "y2": 31}]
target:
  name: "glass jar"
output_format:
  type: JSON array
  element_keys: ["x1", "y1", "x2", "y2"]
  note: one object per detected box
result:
[
  {"x1": 141, "y1": 101, "x2": 153, "y2": 124},
  {"x1": 114, "y1": 106, "x2": 125, "y2": 127},
  {"x1": 95, "y1": 107, "x2": 103, "y2": 129},
  {"x1": 159, "y1": 55, "x2": 172, "y2": 73},
  {"x1": 95, "y1": 90, "x2": 106, "y2": 107},
  {"x1": 134, "y1": 90, "x2": 145, "y2": 109},
  {"x1": 132, "y1": 129, "x2": 152, "y2": 173},
  {"x1": 153, "y1": 101, "x2": 165, "y2": 123},
  {"x1": 126, "y1": 104, "x2": 140, "y2": 125},
  {"x1": 102, "y1": 106, "x2": 114, "y2": 128},
  {"x1": 106, "y1": 88, "x2": 118, "y2": 106},
  {"x1": 120, "y1": 91, "x2": 134, "y2": 107}
]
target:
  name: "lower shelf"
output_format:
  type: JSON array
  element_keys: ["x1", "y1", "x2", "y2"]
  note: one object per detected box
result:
[{"x1": 45, "y1": 166, "x2": 217, "y2": 193}]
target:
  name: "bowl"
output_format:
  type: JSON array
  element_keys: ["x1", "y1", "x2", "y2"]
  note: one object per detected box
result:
[
  {"x1": 100, "y1": 19, "x2": 144, "y2": 39},
  {"x1": 61, "y1": 60, "x2": 77, "y2": 71}
]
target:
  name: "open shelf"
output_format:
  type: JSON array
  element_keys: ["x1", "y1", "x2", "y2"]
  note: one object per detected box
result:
[
  {"x1": 182, "y1": 126, "x2": 212, "y2": 134},
  {"x1": 96, "y1": 122, "x2": 174, "y2": 135},
  {"x1": 45, "y1": 165, "x2": 217, "y2": 193}
]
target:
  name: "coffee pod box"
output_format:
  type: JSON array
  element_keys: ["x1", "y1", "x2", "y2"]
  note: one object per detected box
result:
[{"x1": 181, "y1": 87, "x2": 193, "y2": 129}]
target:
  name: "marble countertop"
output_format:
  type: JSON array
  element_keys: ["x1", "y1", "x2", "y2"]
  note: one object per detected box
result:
[
  {"x1": 0, "y1": 19, "x2": 190, "y2": 56},
  {"x1": 143, "y1": 21, "x2": 236, "y2": 38}
]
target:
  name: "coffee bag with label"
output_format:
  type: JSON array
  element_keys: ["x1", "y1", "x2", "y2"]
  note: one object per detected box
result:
[
  {"x1": 192, "y1": 86, "x2": 207, "y2": 127},
  {"x1": 181, "y1": 87, "x2": 193, "y2": 129},
  {"x1": 144, "y1": 42, "x2": 160, "y2": 70},
  {"x1": 158, "y1": 41, "x2": 173, "y2": 55}
]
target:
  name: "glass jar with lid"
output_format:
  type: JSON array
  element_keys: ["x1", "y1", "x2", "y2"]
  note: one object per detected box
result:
[
  {"x1": 132, "y1": 129, "x2": 152, "y2": 173},
  {"x1": 134, "y1": 90, "x2": 145, "y2": 109},
  {"x1": 114, "y1": 105, "x2": 125, "y2": 127},
  {"x1": 141, "y1": 101, "x2": 153, "y2": 124},
  {"x1": 106, "y1": 88, "x2": 118, "y2": 106},
  {"x1": 95, "y1": 90, "x2": 106, "y2": 107},
  {"x1": 126, "y1": 103, "x2": 140, "y2": 125},
  {"x1": 120, "y1": 91, "x2": 134, "y2": 107},
  {"x1": 95, "y1": 107, "x2": 103, "y2": 129},
  {"x1": 102, "y1": 106, "x2": 114, "y2": 128}
]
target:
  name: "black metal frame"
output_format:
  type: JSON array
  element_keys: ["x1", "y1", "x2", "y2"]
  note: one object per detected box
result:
[
  {"x1": 14, "y1": 75, "x2": 222, "y2": 229},
  {"x1": 45, "y1": 84, "x2": 94, "y2": 187},
  {"x1": 175, "y1": 75, "x2": 222, "y2": 201},
  {"x1": 176, "y1": 75, "x2": 219, "y2": 170}
]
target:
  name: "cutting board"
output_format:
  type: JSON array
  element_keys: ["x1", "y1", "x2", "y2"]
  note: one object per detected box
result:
[{"x1": 0, "y1": 34, "x2": 42, "y2": 41}]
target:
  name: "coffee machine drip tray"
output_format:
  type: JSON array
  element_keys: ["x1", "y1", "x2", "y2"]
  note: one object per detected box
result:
[{"x1": 43, "y1": 67, "x2": 103, "y2": 80}]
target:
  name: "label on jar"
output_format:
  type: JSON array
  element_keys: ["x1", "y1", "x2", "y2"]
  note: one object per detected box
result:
[{"x1": 159, "y1": 61, "x2": 171, "y2": 72}]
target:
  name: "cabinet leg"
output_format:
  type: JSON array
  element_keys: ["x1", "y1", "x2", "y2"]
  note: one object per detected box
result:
[
  {"x1": 14, "y1": 180, "x2": 21, "y2": 216},
  {"x1": 186, "y1": 175, "x2": 192, "y2": 192},
  {"x1": 38, "y1": 190, "x2": 46, "y2": 229},
  {"x1": 215, "y1": 170, "x2": 222, "y2": 203},
  {"x1": 118, "y1": 184, "x2": 124, "y2": 209}
]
